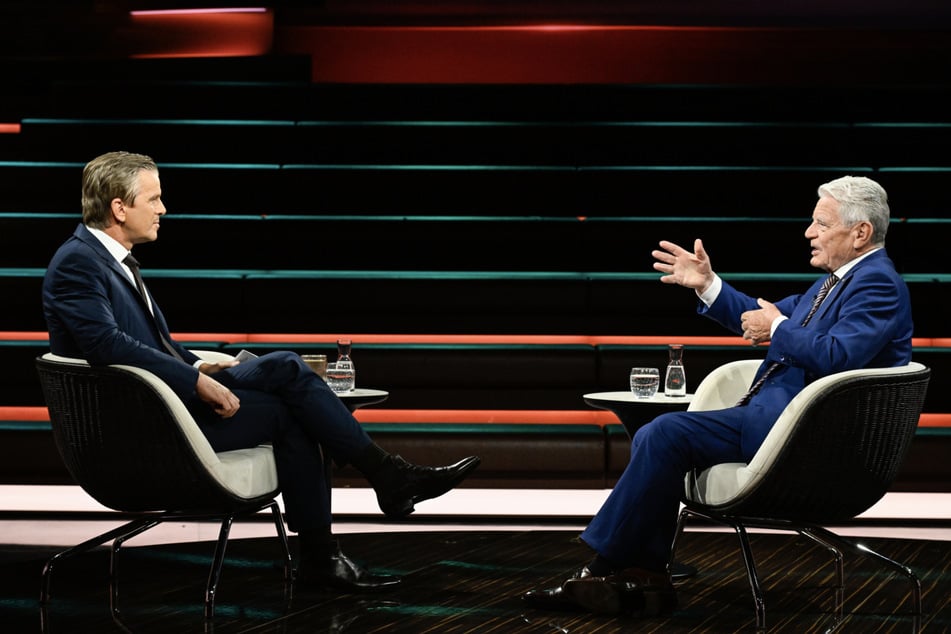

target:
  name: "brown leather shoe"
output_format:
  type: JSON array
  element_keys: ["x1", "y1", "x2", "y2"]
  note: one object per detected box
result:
[{"x1": 562, "y1": 566, "x2": 678, "y2": 616}]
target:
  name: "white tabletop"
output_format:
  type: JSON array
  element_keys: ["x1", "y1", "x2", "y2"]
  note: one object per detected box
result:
[
  {"x1": 337, "y1": 388, "x2": 389, "y2": 400},
  {"x1": 583, "y1": 391, "x2": 694, "y2": 405}
]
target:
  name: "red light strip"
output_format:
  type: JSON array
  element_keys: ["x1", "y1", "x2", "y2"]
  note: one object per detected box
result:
[
  {"x1": 0, "y1": 123, "x2": 21, "y2": 134},
  {"x1": 130, "y1": 7, "x2": 267, "y2": 16}
]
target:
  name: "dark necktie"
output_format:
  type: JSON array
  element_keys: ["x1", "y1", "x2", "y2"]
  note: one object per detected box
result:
[
  {"x1": 736, "y1": 273, "x2": 840, "y2": 406},
  {"x1": 123, "y1": 254, "x2": 184, "y2": 362}
]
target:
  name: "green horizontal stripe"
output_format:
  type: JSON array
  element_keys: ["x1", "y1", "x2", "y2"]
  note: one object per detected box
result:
[
  {"x1": 3, "y1": 212, "x2": 945, "y2": 225},
  {"x1": 25, "y1": 119, "x2": 951, "y2": 130},
  {"x1": 5, "y1": 268, "x2": 951, "y2": 283},
  {"x1": 0, "y1": 162, "x2": 937, "y2": 174},
  {"x1": 879, "y1": 167, "x2": 951, "y2": 173},
  {"x1": 0, "y1": 420, "x2": 946, "y2": 434},
  {"x1": 22, "y1": 118, "x2": 295, "y2": 127},
  {"x1": 0, "y1": 421, "x2": 51, "y2": 431}
]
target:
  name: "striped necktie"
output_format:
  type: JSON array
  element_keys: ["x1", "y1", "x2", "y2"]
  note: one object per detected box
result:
[
  {"x1": 123, "y1": 254, "x2": 184, "y2": 362},
  {"x1": 736, "y1": 273, "x2": 839, "y2": 406}
]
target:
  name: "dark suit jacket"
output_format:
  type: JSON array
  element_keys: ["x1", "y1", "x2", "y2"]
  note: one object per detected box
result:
[
  {"x1": 700, "y1": 248, "x2": 913, "y2": 451},
  {"x1": 43, "y1": 223, "x2": 200, "y2": 396}
]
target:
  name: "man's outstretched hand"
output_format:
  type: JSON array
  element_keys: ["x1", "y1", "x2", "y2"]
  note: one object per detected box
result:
[{"x1": 652, "y1": 238, "x2": 715, "y2": 293}]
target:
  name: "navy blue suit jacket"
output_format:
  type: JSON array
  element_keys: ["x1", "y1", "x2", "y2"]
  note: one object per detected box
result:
[
  {"x1": 700, "y1": 248, "x2": 913, "y2": 451},
  {"x1": 43, "y1": 223, "x2": 201, "y2": 396}
]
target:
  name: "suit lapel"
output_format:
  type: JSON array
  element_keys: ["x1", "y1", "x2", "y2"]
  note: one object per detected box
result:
[
  {"x1": 810, "y1": 249, "x2": 883, "y2": 323},
  {"x1": 74, "y1": 224, "x2": 151, "y2": 312}
]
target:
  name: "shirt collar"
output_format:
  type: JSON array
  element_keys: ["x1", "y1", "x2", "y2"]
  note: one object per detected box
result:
[
  {"x1": 832, "y1": 246, "x2": 881, "y2": 280},
  {"x1": 86, "y1": 225, "x2": 133, "y2": 267}
]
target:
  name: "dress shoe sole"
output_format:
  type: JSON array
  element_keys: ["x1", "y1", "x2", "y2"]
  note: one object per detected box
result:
[{"x1": 562, "y1": 578, "x2": 677, "y2": 617}]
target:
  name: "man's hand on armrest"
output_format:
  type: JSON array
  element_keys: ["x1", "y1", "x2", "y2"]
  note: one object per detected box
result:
[{"x1": 196, "y1": 372, "x2": 240, "y2": 418}]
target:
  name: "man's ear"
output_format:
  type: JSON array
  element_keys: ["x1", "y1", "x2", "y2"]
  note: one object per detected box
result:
[
  {"x1": 853, "y1": 220, "x2": 873, "y2": 247},
  {"x1": 110, "y1": 197, "x2": 126, "y2": 224}
]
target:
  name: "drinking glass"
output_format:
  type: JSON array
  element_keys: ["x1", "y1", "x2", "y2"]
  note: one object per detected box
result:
[
  {"x1": 325, "y1": 362, "x2": 355, "y2": 393},
  {"x1": 301, "y1": 354, "x2": 327, "y2": 379},
  {"x1": 630, "y1": 367, "x2": 660, "y2": 399}
]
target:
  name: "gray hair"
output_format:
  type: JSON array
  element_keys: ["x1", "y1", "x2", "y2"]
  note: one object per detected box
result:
[
  {"x1": 817, "y1": 175, "x2": 889, "y2": 246},
  {"x1": 82, "y1": 151, "x2": 158, "y2": 229}
]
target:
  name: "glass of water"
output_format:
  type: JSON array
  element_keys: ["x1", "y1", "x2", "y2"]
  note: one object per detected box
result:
[
  {"x1": 630, "y1": 367, "x2": 660, "y2": 399},
  {"x1": 325, "y1": 362, "x2": 355, "y2": 393}
]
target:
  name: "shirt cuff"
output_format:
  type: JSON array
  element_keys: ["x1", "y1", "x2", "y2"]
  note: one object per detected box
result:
[
  {"x1": 697, "y1": 274, "x2": 722, "y2": 307},
  {"x1": 770, "y1": 315, "x2": 788, "y2": 337}
]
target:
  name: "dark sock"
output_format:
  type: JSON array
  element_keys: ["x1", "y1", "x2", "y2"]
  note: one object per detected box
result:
[
  {"x1": 586, "y1": 554, "x2": 616, "y2": 577},
  {"x1": 350, "y1": 442, "x2": 390, "y2": 479},
  {"x1": 298, "y1": 526, "x2": 336, "y2": 562}
]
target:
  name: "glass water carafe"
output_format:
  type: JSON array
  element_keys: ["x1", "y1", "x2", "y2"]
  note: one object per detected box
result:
[{"x1": 665, "y1": 344, "x2": 686, "y2": 397}]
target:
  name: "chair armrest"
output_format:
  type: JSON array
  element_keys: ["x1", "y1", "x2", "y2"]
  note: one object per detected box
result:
[
  {"x1": 191, "y1": 350, "x2": 237, "y2": 363},
  {"x1": 688, "y1": 359, "x2": 761, "y2": 412}
]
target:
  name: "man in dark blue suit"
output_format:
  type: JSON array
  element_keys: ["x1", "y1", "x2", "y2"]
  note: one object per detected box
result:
[
  {"x1": 524, "y1": 175, "x2": 913, "y2": 616},
  {"x1": 42, "y1": 151, "x2": 481, "y2": 592}
]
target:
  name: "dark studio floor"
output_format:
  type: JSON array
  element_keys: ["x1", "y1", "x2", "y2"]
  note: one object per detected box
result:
[{"x1": 2, "y1": 523, "x2": 948, "y2": 633}]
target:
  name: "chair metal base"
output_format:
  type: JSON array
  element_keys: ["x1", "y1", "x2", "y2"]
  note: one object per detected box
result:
[
  {"x1": 40, "y1": 500, "x2": 292, "y2": 620},
  {"x1": 670, "y1": 506, "x2": 922, "y2": 631}
]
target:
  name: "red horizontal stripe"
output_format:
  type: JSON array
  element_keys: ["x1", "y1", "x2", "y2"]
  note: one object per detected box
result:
[
  {"x1": 275, "y1": 25, "x2": 951, "y2": 85},
  {"x1": 1, "y1": 406, "x2": 948, "y2": 429},
  {"x1": 2, "y1": 331, "x2": 944, "y2": 348}
]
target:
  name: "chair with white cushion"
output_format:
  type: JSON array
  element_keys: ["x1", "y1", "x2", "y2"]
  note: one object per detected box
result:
[
  {"x1": 35, "y1": 352, "x2": 292, "y2": 619},
  {"x1": 669, "y1": 360, "x2": 930, "y2": 630}
]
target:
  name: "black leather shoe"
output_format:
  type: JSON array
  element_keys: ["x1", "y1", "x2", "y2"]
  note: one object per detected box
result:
[
  {"x1": 524, "y1": 566, "x2": 677, "y2": 617},
  {"x1": 522, "y1": 567, "x2": 591, "y2": 611},
  {"x1": 375, "y1": 455, "x2": 481, "y2": 518},
  {"x1": 563, "y1": 566, "x2": 677, "y2": 616},
  {"x1": 295, "y1": 547, "x2": 402, "y2": 592}
]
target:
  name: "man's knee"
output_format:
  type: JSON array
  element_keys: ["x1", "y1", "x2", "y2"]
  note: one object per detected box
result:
[{"x1": 631, "y1": 412, "x2": 693, "y2": 450}]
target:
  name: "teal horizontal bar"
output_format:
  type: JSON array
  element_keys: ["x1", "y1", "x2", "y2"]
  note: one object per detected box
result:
[
  {"x1": 855, "y1": 122, "x2": 951, "y2": 128},
  {"x1": 4, "y1": 268, "x2": 950, "y2": 283},
  {"x1": 0, "y1": 162, "x2": 931, "y2": 173},
  {"x1": 243, "y1": 270, "x2": 594, "y2": 281},
  {"x1": 0, "y1": 420, "x2": 944, "y2": 434},
  {"x1": 879, "y1": 167, "x2": 951, "y2": 173},
  {"x1": 0, "y1": 421, "x2": 51, "y2": 431},
  {"x1": 580, "y1": 165, "x2": 875, "y2": 173},
  {"x1": 297, "y1": 120, "x2": 852, "y2": 129},
  {"x1": 16, "y1": 118, "x2": 949, "y2": 130},
  {"x1": 2, "y1": 213, "x2": 944, "y2": 224},
  {"x1": 162, "y1": 163, "x2": 280, "y2": 170},
  {"x1": 282, "y1": 164, "x2": 573, "y2": 171},
  {"x1": 22, "y1": 118, "x2": 294, "y2": 127}
]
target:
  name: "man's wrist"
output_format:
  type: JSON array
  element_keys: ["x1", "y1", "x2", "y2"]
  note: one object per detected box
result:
[{"x1": 697, "y1": 274, "x2": 722, "y2": 306}]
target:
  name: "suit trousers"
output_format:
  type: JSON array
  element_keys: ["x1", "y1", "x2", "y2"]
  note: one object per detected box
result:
[
  {"x1": 580, "y1": 403, "x2": 782, "y2": 571},
  {"x1": 186, "y1": 351, "x2": 374, "y2": 531}
]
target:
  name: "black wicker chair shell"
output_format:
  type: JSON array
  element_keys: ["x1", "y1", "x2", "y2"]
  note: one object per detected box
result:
[
  {"x1": 669, "y1": 360, "x2": 930, "y2": 631},
  {"x1": 35, "y1": 352, "x2": 292, "y2": 620}
]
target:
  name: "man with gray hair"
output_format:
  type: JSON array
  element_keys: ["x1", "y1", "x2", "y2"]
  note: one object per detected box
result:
[{"x1": 523, "y1": 176, "x2": 913, "y2": 618}]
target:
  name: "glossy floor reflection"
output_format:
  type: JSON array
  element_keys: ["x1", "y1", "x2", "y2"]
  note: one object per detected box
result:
[{"x1": 4, "y1": 528, "x2": 948, "y2": 633}]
